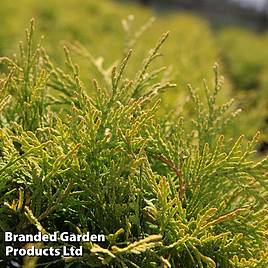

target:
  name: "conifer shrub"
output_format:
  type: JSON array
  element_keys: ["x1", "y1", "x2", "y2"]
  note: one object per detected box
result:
[{"x1": 0, "y1": 21, "x2": 268, "y2": 268}]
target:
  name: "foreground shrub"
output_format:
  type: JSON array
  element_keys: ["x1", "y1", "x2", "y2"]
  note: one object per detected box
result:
[{"x1": 0, "y1": 21, "x2": 268, "y2": 268}]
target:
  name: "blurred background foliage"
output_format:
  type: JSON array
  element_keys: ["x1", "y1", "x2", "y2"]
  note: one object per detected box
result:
[{"x1": 0, "y1": 0, "x2": 267, "y2": 151}]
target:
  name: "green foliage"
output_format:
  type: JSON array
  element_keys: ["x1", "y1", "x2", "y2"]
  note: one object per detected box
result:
[
  {"x1": 0, "y1": 21, "x2": 268, "y2": 268},
  {"x1": 1, "y1": 0, "x2": 266, "y2": 148},
  {"x1": 0, "y1": 0, "x2": 229, "y2": 112},
  {"x1": 219, "y1": 28, "x2": 268, "y2": 91},
  {"x1": 218, "y1": 28, "x2": 268, "y2": 144}
]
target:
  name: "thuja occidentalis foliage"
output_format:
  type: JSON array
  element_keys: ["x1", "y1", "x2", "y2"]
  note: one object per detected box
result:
[{"x1": 0, "y1": 19, "x2": 268, "y2": 268}]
